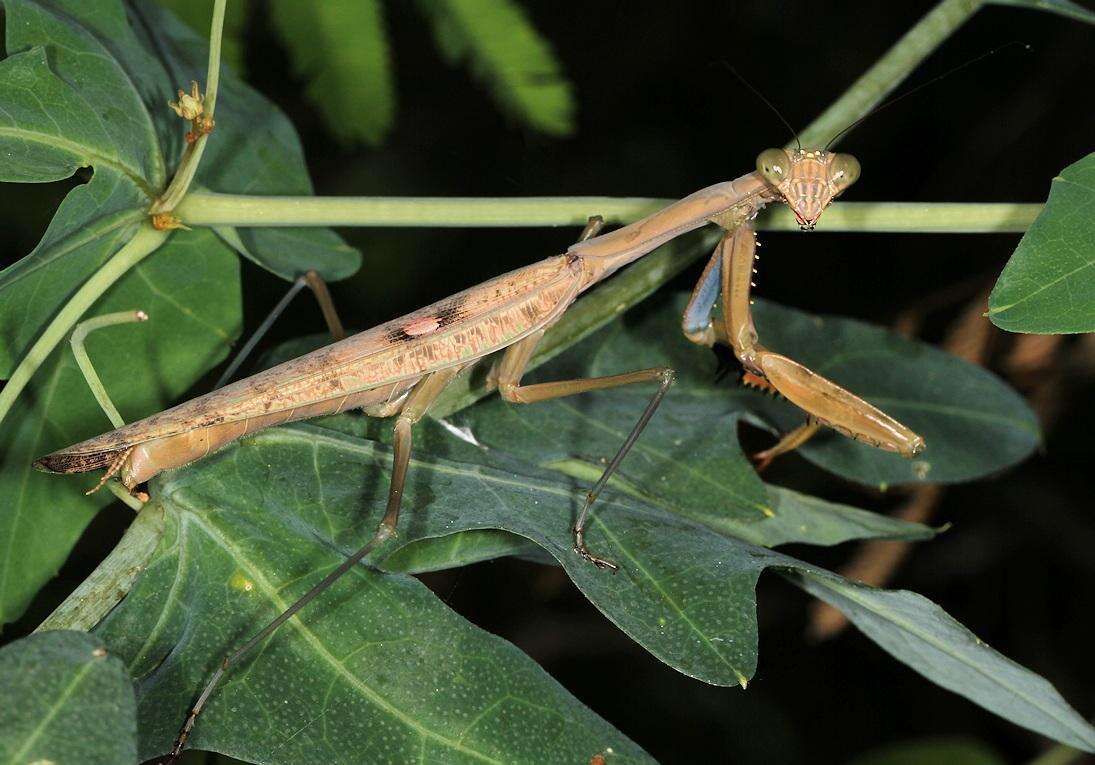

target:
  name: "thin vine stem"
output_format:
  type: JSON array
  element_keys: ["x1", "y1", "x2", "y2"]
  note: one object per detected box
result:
[
  {"x1": 177, "y1": 192, "x2": 1039, "y2": 233},
  {"x1": 0, "y1": 226, "x2": 169, "y2": 429},
  {"x1": 36, "y1": 503, "x2": 164, "y2": 632},
  {"x1": 795, "y1": 0, "x2": 983, "y2": 149},
  {"x1": 149, "y1": 0, "x2": 227, "y2": 214},
  {"x1": 70, "y1": 310, "x2": 149, "y2": 429}
]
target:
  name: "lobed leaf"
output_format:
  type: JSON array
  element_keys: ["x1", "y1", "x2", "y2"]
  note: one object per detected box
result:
[
  {"x1": 92, "y1": 414, "x2": 1091, "y2": 756},
  {"x1": 0, "y1": 0, "x2": 360, "y2": 624},
  {"x1": 96, "y1": 434, "x2": 655, "y2": 763},
  {"x1": 988, "y1": 153, "x2": 1095, "y2": 333},
  {"x1": 0, "y1": 630, "x2": 137, "y2": 765},
  {"x1": 75, "y1": 284, "x2": 1076, "y2": 757}
]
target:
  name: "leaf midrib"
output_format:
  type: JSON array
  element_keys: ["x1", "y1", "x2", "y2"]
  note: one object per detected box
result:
[
  {"x1": 799, "y1": 572, "x2": 1095, "y2": 747},
  {"x1": 0, "y1": 125, "x2": 155, "y2": 197},
  {"x1": 177, "y1": 508, "x2": 507, "y2": 764},
  {"x1": 4, "y1": 654, "x2": 98, "y2": 765}
]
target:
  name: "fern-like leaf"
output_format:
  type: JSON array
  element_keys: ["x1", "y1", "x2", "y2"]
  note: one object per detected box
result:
[
  {"x1": 270, "y1": 0, "x2": 395, "y2": 145},
  {"x1": 417, "y1": 0, "x2": 575, "y2": 135}
]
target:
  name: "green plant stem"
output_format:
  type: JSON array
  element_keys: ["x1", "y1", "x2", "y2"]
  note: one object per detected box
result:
[
  {"x1": 149, "y1": 0, "x2": 227, "y2": 214},
  {"x1": 36, "y1": 503, "x2": 164, "y2": 632},
  {"x1": 0, "y1": 226, "x2": 169, "y2": 429},
  {"x1": 178, "y1": 192, "x2": 1039, "y2": 233},
  {"x1": 106, "y1": 481, "x2": 144, "y2": 512},
  {"x1": 795, "y1": 0, "x2": 983, "y2": 149},
  {"x1": 70, "y1": 310, "x2": 149, "y2": 429}
]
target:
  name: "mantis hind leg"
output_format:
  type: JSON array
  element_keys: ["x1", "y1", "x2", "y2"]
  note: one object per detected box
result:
[
  {"x1": 166, "y1": 366, "x2": 459, "y2": 762},
  {"x1": 214, "y1": 269, "x2": 347, "y2": 390}
]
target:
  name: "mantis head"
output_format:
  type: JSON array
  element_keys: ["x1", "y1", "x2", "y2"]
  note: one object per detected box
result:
[{"x1": 755, "y1": 148, "x2": 860, "y2": 230}]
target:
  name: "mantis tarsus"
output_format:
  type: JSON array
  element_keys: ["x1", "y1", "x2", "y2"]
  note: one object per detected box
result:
[{"x1": 36, "y1": 146, "x2": 924, "y2": 758}]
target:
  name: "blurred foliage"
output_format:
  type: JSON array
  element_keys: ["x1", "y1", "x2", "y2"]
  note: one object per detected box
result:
[
  {"x1": 159, "y1": 0, "x2": 575, "y2": 144},
  {"x1": 846, "y1": 736, "x2": 1005, "y2": 765}
]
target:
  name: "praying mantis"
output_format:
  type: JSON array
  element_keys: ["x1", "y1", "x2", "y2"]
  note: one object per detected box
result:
[{"x1": 35, "y1": 145, "x2": 925, "y2": 757}]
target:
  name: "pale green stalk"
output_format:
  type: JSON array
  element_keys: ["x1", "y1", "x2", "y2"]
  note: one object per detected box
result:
[
  {"x1": 70, "y1": 310, "x2": 149, "y2": 430},
  {"x1": 106, "y1": 481, "x2": 145, "y2": 512},
  {"x1": 0, "y1": 227, "x2": 169, "y2": 429},
  {"x1": 795, "y1": 0, "x2": 983, "y2": 149},
  {"x1": 178, "y1": 192, "x2": 1039, "y2": 233},
  {"x1": 149, "y1": 0, "x2": 227, "y2": 214},
  {"x1": 36, "y1": 503, "x2": 164, "y2": 632}
]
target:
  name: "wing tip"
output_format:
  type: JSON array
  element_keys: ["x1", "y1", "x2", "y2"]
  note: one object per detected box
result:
[{"x1": 34, "y1": 450, "x2": 121, "y2": 474}]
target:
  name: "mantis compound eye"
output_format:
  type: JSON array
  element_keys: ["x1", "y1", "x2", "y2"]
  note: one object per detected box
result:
[
  {"x1": 756, "y1": 148, "x2": 791, "y2": 186},
  {"x1": 830, "y1": 153, "x2": 861, "y2": 192}
]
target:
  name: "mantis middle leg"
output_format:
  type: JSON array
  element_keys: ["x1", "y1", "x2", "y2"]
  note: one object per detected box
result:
[
  {"x1": 494, "y1": 329, "x2": 676, "y2": 570},
  {"x1": 214, "y1": 269, "x2": 347, "y2": 390}
]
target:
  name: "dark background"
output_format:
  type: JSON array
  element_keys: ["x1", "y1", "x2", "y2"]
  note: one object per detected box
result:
[{"x1": 4, "y1": 2, "x2": 1094, "y2": 763}]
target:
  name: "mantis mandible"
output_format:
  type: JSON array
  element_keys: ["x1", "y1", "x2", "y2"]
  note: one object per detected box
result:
[{"x1": 36, "y1": 146, "x2": 924, "y2": 758}]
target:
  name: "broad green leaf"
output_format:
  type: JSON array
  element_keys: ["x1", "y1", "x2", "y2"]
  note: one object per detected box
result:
[
  {"x1": 744, "y1": 299, "x2": 1040, "y2": 487},
  {"x1": 0, "y1": 0, "x2": 162, "y2": 375},
  {"x1": 95, "y1": 435, "x2": 654, "y2": 763},
  {"x1": 0, "y1": 0, "x2": 358, "y2": 372},
  {"x1": 0, "y1": 630, "x2": 137, "y2": 765},
  {"x1": 847, "y1": 737, "x2": 1004, "y2": 765},
  {"x1": 989, "y1": 0, "x2": 1095, "y2": 25},
  {"x1": 0, "y1": 0, "x2": 359, "y2": 624},
  {"x1": 988, "y1": 153, "x2": 1095, "y2": 333},
  {"x1": 92, "y1": 420, "x2": 1091, "y2": 754},
  {"x1": 0, "y1": 230, "x2": 240, "y2": 624},
  {"x1": 270, "y1": 0, "x2": 394, "y2": 145},
  {"x1": 417, "y1": 0, "x2": 575, "y2": 135},
  {"x1": 133, "y1": 0, "x2": 362, "y2": 281},
  {"x1": 793, "y1": 571, "x2": 1095, "y2": 752}
]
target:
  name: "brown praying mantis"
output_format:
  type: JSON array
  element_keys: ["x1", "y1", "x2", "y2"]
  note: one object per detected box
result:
[{"x1": 36, "y1": 145, "x2": 924, "y2": 758}]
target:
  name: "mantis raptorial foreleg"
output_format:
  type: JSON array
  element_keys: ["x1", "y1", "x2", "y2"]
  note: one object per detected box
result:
[{"x1": 692, "y1": 223, "x2": 925, "y2": 459}]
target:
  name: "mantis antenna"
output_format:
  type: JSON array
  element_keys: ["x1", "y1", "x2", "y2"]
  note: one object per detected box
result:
[
  {"x1": 727, "y1": 65, "x2": 802, "y2": 151},
  {"x1": 826, "y1": 42, "x2": 1032, "y2": 150}
]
